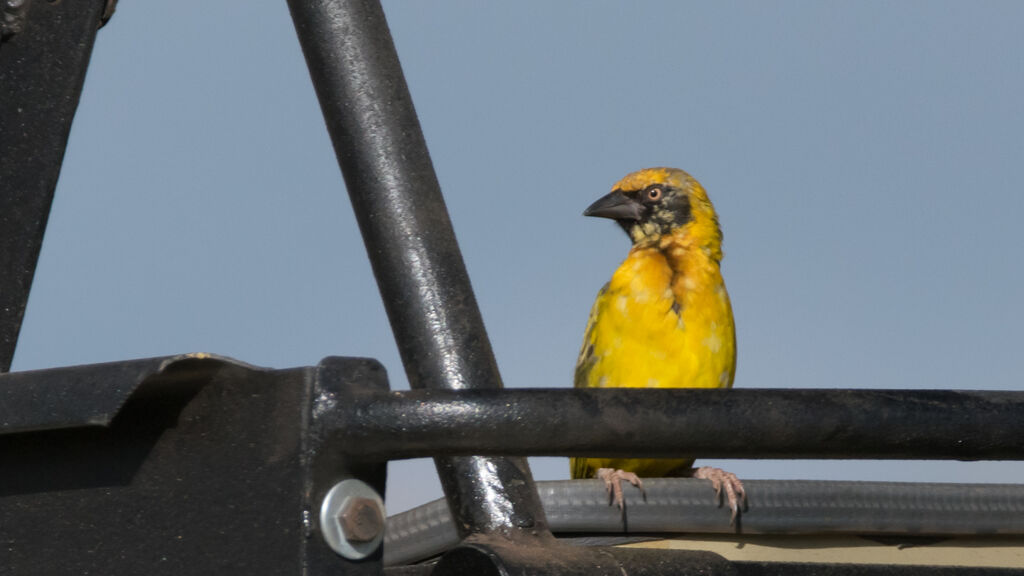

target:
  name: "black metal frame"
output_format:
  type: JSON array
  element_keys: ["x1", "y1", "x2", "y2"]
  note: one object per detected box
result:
[
  {"x1": 286, "y1": 0, "x2": 547, "y2": 543},
  {"x1": 5, "y1": 356, "x2": 1020, "y2": 575},
  {"x1": 0, "y1": 0, "x2": 110, "y2": 373},
  {"x1": 1, "y1": 1, "x2": 1021, "y2": 574},
  {"x1": 1, "y1": 355, "x2": 391, "y2": 575}
]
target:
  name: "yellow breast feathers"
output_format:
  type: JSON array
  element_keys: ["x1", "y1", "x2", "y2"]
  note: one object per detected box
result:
[{"x1": 571, "y1": 167, "x2": 735, "y2": 479}]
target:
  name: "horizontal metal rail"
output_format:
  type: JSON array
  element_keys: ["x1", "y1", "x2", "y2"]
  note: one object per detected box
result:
[
  {"x1": 385, "y1": 478, "x2": 1024, "y2": 566},
  {"x1": 337, "y1": 388, "x2": 1024, "y2": 460}
]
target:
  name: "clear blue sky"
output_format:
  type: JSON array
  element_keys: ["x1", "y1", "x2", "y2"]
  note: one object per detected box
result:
[{"x1": 13, "y1": 2, "x2": 1024, "y2": 513}]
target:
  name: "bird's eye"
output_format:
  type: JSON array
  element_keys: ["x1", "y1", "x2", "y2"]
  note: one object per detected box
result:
[{"x1": 646, "y1": 187, "x2": 663, "y2": 201}]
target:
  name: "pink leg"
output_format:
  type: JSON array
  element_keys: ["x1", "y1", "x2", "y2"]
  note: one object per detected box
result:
[
  {"x1": 596, "y1": 468, "x2": 646, "y2": 513},
  {"x1": 690, "y1": 466, "x2": 746, "y2": 524}
]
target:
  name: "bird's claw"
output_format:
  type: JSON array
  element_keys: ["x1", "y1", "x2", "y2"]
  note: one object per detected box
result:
[
  {"x1": 691, "y1": 466, "x2": 746, "y2": 525},
  {"x1": 596, "y1": 468, "x2": 645, "y2": 517}
]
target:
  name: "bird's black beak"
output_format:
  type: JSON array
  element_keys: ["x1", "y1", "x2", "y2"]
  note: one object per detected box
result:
[{"x1": 583, "y1": 190, "x2": 643, "y2": 221}]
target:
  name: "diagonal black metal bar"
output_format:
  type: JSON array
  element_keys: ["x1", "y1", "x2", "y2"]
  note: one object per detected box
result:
[
  {"x1": 334, "y1": 388, "x2": 1024, "y2": 461},
  {"x1": 286, "y1": 0, "x2": 549, "y2": 541},
  {"x1": 0, "y1": 0, "x2": 109, "y2": 373}
]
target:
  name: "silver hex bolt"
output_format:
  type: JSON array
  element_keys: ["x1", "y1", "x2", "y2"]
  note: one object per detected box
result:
[{"x1": 320, "y1": 479, "x2": 386, "y2": 559}]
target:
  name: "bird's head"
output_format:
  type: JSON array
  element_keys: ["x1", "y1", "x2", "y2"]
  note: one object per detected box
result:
[{"x1": 584, "y1": 167, "x2": 723, "y2": 257}]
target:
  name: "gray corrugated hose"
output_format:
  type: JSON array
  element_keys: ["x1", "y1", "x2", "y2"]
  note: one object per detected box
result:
[{"x1": 384, "y1": 478, "x2": 1024, "y2": 566}]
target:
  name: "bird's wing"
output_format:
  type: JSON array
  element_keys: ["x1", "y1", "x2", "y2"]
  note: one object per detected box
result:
[{"x1": 573, "y1": 282, "x2": 609, "y2": 390}]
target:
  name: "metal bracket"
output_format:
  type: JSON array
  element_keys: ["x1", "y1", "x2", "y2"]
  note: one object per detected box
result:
[{"x1": 0, "y1": 355, "x2": 390, "y2": 575}]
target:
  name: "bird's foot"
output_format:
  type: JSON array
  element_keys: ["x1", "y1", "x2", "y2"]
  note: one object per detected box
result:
[
  {"x1": 596, "y1": 468, "x2": 646, "y2": 513},
  {"x1": 690, "y1": 466, "x2": 746, "y2": 525}
]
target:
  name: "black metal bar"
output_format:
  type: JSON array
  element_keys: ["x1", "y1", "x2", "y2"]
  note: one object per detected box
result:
[
  {"x1": 335, "y1": 388, "x2": 1024, "y2": 460},
  {"x1": 7, "y1": 366, "x2": 1023, "y2": 462},
  {"x1": 0, "y1": 0, "x2": 109, "y2": 373},
  {"x1": 286, "y1": 0, "x2": 548, "y2": 540}
]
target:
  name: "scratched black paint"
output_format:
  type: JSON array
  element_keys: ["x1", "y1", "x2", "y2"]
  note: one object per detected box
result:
[{"x1": 286, "y1": 0, "x2": 548, "y2": 540}]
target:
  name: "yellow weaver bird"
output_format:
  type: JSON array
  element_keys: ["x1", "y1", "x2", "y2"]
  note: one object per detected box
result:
[{"x1": 570, "y1": 167, "x2": 746, "y2": 521}]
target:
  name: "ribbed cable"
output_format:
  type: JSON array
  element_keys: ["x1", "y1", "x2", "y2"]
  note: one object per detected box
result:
[{"x1": 384, "y1": 478, "x2": 1024, "y2": 566}]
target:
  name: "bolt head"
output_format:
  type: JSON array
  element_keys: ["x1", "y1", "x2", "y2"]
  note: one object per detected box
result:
[
  {"x1": 339, "y1": 497, "x2": 384, "y2": 543},
  {"x1": 320, "y1": 479, "x2": 385, "y2": 559}
]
